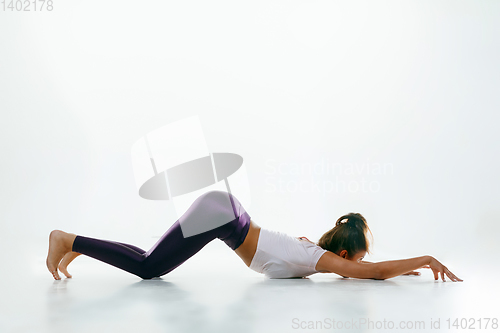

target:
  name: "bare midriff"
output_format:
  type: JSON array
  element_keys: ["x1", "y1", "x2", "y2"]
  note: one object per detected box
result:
[{"x1": 234, "y1": 219, "x2": 261, "y2": 267}]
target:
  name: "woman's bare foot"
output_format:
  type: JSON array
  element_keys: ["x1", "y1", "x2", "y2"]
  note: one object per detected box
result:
[
  {"x1": 46, "y1": 230, "x2": 77, "y2": 280},
  {"x1": 58, "y1": 252, "x2": 82, "y2": 278}
]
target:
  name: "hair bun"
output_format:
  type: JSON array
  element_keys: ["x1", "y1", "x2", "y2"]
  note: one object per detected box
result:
[
  {"x1": 336, "y1": 218, "x2": 349, "y2": 226},
  {"x1": 335, "y1": 213, "x2": 367, "y2": 228}
]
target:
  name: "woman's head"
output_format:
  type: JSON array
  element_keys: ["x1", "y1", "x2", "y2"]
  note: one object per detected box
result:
[{"x1": 317, "y1": 213, "x2": 373, "y2": 261}]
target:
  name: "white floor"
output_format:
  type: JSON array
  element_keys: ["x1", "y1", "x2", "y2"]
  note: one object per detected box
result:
[{"x1": 1, "y1": 240, "x2": 496, "y2": 333}]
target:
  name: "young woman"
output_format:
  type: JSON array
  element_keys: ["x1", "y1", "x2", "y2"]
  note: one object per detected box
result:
[{"x1": 46, "y1": 190, "x2": 462, "y2": 282}]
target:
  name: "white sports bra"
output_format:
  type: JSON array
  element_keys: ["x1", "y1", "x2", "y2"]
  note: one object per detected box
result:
[{"x1": 249, "y1": 227, "x2": 329, "y2": 278}]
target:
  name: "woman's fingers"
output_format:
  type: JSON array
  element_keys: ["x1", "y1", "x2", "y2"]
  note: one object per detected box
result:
[
  {"x1": 427, "y1": 257, "x2": 463, "y2": 282},
  {"x1": 446, "y1": 271, "x2": 456, "y2": 282},
  {"x1": 437, "y1": 266, "x2": 463, "y2": 282},
  {"x1": 445, "y1": 268, "x2": 463, "y2": 282},
  {"x1": 447, "y1": 273, "x2": 457, "y2": 282}
]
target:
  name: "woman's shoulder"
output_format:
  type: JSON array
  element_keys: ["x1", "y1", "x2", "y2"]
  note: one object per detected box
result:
[{"x1": 296, "y1": 236, "x2": 314, "y2": 244}]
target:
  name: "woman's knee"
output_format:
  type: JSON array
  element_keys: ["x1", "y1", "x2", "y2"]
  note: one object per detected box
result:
[
  {"x1": 139, "y1": 274, "x2": 155, "y2": 280},
  {"x1": 137, "y1": 267, "x2": 159, "y2": 280}
]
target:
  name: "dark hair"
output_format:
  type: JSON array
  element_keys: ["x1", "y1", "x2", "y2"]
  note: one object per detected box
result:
[{"x1": 317, "y1": 213, "x2": 373, "y2": 258}]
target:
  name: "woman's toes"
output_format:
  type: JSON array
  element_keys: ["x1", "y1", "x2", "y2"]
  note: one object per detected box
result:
[
  {"x1": 46, "y1": 230, "x2": 70, "y2": 279},
  {"x1": 50, "y1": 268, "x2": 61, "y2": 280},
  {"x1": 58, "y1": 264, "x2": 72, "y2": 278}
]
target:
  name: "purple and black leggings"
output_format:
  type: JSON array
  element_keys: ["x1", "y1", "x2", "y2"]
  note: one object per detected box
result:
[{"x1": 71, "y1": 190, "x2": 251, "y2": 279}]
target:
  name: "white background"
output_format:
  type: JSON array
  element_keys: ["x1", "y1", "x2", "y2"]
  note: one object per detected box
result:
[{"x1": 1, "y1": 0, "x2": 499, "y2": 293}]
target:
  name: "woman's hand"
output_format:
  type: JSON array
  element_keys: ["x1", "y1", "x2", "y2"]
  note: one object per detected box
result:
[{"x1": 428, "y1": 256, "x2": 463, "y2": 282}]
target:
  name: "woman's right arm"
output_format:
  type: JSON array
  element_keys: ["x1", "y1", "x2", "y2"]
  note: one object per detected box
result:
[{"x1": 316, "y1": 252, "x2": 463, "y2": 281}]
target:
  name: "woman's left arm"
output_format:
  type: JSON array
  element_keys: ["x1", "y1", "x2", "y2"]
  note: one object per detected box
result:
[{"x1": 360, "y1": 260, "x2": 428, "y2": 275}]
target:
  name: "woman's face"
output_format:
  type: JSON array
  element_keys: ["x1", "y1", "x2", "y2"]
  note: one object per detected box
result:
[
  {"x1": 338, "y1": 249, "x2": 367, "y2": 262},
  {"x1": 351, "y1": 250, "x2": 367, "y2": 263}
]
